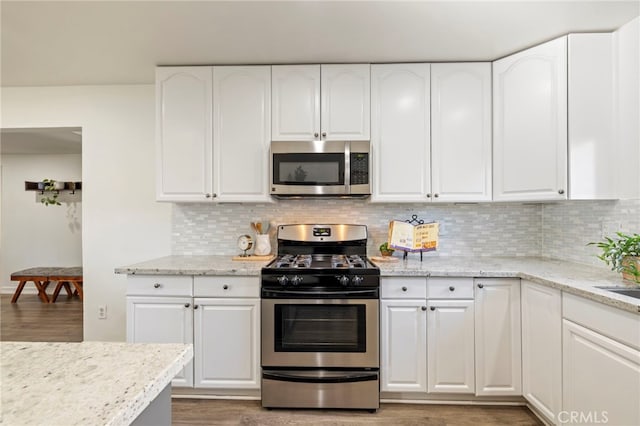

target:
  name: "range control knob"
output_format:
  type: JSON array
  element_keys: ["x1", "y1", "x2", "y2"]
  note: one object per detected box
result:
[
  {"x1": 351, "y1": 276, "x2": 364, "y2": 286},
  {"x1": 290, "y1": 275, "x2": 303, "y2": 286},
  {"x1": 277, "y1": 276, "x2": 289, "y2": 286},
  {"x1": 337, "y1": 275, "x2": 350, "y2": 287}
]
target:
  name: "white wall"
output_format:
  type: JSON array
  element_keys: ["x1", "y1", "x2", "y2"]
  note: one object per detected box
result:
[
  {"x1": 0, "y1": 154, "x2": 82, "y2": 293},
  {"x1": 0, "y1": 85, "x2": 172, "y2": 341}
]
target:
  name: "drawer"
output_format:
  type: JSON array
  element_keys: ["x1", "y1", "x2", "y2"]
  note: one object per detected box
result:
[
  {"x1": 381, "y1": 277, "x2": 427, "y2": 299},
  {"x1": 427, "y1": 277, "x2": 474, "y2": 299},
  {"x1": 194, "y1": 276, "x2": 260, "y2": 298},
  {"x1": 127, "y1": 275, "x2": 193, "y2": 297}
]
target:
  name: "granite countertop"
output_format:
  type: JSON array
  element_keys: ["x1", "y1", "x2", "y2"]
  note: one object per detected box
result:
[
  {"x1": 115, "y1": 255, "x2": 639, "y2": 314},
  {"x1": 0, "y1": 341, "x2": 193, "y2": 426},
  {"x1": 114, "y1": 255, "x2": 269, "y2": 276}
]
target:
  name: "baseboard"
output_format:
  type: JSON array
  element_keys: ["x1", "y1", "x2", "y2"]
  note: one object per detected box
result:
[{"x1": 1, "y1": 285, "x2": 37, "y2": 295}]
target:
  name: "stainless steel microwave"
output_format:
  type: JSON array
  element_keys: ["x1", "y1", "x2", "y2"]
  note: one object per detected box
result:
[{"x1": 270, "y1": 141, "x2": 371, "y2": 198}]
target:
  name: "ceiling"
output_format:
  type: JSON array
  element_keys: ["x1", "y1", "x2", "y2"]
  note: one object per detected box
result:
[
  {"x1": 1, "y1": 1, "x2": 638, "y2": 87},
  {"x1": 1, "y1": 128, "x2": 82, "y2": 154}
]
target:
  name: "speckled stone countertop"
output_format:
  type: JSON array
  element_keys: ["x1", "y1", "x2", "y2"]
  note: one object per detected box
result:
[
  {"x1": 115, "y1": 255, "x2": 269, "y2": 276},
  {"x1": 0, "y1": 342, "x2": 193, "y2": 426},
  {"x1": 115, "y1": 255, "x2": 639, "y2": 314}
]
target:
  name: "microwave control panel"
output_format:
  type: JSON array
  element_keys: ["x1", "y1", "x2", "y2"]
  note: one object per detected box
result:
[{"x1": 350, "y1": 153, "x2": 369, "y2": 185}]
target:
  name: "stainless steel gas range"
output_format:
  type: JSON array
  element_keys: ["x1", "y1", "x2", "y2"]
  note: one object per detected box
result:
[{"x1": 261, "y1": 224, "x2": 380, "y2": 411}]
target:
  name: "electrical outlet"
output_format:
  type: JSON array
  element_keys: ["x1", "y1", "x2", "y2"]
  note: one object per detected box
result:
[
  {"x1": 601, "y1": 221, "x2": 621, "y2": 238},
  {"x1": 98, "y1": 305, "x2": 107, "y2": 319}
]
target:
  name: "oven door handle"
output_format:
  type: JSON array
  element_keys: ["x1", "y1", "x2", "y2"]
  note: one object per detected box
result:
[
  {"x1": 263, "y1": 371, "x2": 378, "y2": 384},
  {"x1": 262, "y1": 289, "x2": 378, "y2": 298}
]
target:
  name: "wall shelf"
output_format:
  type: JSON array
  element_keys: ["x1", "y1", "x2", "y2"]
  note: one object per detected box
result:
[{"x1": 25, "y1": 181, "x2": 82, "y2": 194}]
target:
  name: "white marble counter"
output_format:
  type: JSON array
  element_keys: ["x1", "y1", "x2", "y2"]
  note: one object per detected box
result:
[
  {"x1": 116, "y1": 255, "x2": 639, "y2": 314},
  {"x1": 114, "y1": 255, "x2": 268, "y2": 276},
  {"x1": 0, "y1": 342, "x2": 193, "y2": 426},
  {"x1": 374, "y1": 256, "x2": 640, "y2": 314}
]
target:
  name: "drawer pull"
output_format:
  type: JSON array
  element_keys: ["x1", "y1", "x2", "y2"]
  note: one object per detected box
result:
[
  {"x1": 194, "y1": 305, "x2": 199, "y2": 309},
  {"x1": 430, "y1": 306, "x2": 436, "y2": 311},
  {"x1": 153, "y1": 283, "x2": 161, "y2": 289},
  {"x1": 401, "y1": 286, "x2": 407, "y2": 292},
  {"x1": 449, "y1": 286, "x2": 455, "y2": 292},
  {"x1": 421, "y1": 306, "x2": 427, "y2": 311},
  {"x1": 223, "y1": 285, "x2": 229, "y2": 290},
  {"x1": 477, "y1": 283, "x2": 484, "y2": 289},
  {"x1": 184, "y1": 303, "x2": 190, "y2": 308}
]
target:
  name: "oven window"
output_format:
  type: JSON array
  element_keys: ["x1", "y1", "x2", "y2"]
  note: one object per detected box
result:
[
  {"x1": 274, "y1": 304, "x2": 366, "y2": 352},
  {"x1": 273, "y1": 153, "x2": 344, "y2": 185}
]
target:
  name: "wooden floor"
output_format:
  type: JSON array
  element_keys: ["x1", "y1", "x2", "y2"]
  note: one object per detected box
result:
[{"x1": 1, "y1": 294, "x2": 541, "y2": 425}]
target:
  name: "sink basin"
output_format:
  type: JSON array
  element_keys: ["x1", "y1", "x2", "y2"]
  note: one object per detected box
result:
[{"x1": 596, "y1": 287, "x2": 640, "y2": 300}]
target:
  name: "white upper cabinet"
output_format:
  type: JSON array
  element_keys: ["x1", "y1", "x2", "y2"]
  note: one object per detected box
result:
[
  {"x1": 431, "y1": 63, "x2": 492, "y2": 202},
  {"x1": 272, "y1": 64, "x2": 370, "y2": 141},
  {"x1": 156, "y1": 67, "x2": 213, "y2": 202},
  {"x1": 213, "y1": 66, "x2": 271, "y2": 202},
  {"x1": 321, "y1": 64, "x2": 370, "y2": 140},
  {"x1": 493, "y1": 36, "x2": 568, "y2": 201},
  {"x1": 568, "y1": 33, "x2": 616, "y2": 200},
  {"x1": 371, "y1": 64, "x2": 431, "y2": 202},
  {"x1": 271, "y1": 65, "x2": 320, "y2": 141}
]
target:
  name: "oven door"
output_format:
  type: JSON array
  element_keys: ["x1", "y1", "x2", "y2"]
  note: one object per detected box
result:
[
  {"x1": 270, "y1": 141, "x2": 348, "y2": 196},
  {"x1": 261, "y1": 298, "x2": 379, "y2": 368}
]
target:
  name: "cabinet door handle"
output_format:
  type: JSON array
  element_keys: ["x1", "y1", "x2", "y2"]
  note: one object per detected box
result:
[
  {"x1": 321, "y1": 132, "x2": 327, "y2": 138},
  {"x1": 401, "y1": 286, "x2": 407, "y2": 292},
  {"x1": 430, "y1": 306, "x2": 436, "y2": 311},
  {"x1": 421, "y1": 306, "x2": 427, "y2": 311},
  {"x1": 212, "y1": 193, "x2": 217, "y2": 198},
  {"x1": 184, "y1": 303, "x2": 190, "y2": 308},
  {"x1": 434, "y1": 193, "x2": 439, "y2": 198},
  {"x1": 477, "y1": 283, "x2": 484, "y2": 289},
  {"x1": 449, "y1": 286, "x2": 455, "y2": 292},
  {"x1": 314, "y1": 132, "x2": 319, "y2": 138},
  {"x1": 153, "y1": 283, "x2": 161, "y2": 289},
  {"x1": 205, "y1": 193, "x2": 211, "y2": 198},
  {"x1": 223, "y1": 285, "x2": 229, "y2": 290},
  {"x1": 558, "y1": 189, "x2": 565, "y2": 195},
  {"x1": 426, "y1": 193, "x2": 431, "y2": 198},
  {"x1": 194, "y1": 305, "x2": 199, "y2": 309}
]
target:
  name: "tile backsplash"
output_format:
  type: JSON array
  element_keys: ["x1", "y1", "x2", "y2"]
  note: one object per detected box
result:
[
  {"x1": 172, "y1": 198, "x2": 640, "y2": 268},
  {"x1": 172, "y1": 200, "x2": 542, "y2": 258}
]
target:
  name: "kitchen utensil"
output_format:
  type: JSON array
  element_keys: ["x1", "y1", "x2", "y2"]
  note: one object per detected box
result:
[{"x1": 237, "y1": 235, "x2": 253, "y2": 257}]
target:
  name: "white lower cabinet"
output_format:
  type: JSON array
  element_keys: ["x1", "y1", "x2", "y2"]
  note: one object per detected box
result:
[
  {"x1": 562, "y1": 293, "x2": 640, "y2": 426},
  {"x1": 194, "y1": 298, "x2": 260, "y2": 389},
  {"x1": 126, "y1": 276, "x2": 195, "y2": 387},
  {"x1": 427, "y1": 299, "x2": 475, "y2": 393},
  {"x1": 380, "y1": 278, "x2": 427, "y2": 392},
  {"x1": 521, "y1": 280, "x2": 561, "y2": 423},
  {"x1": 474, "y1": 278, "x2": 522, "y2": 396}
]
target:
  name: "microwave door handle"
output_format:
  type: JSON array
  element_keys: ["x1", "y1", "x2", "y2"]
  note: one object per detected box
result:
[{"x1": 344, "y1": 142, "x2": 351, "y2": 194}]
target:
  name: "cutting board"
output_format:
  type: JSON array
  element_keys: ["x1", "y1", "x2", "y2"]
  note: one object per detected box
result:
[
  {"x1": 370, "y1": 256, "x2": 400, "y2": 263},
  {"x1": 232, "y1": 255, "x2": 274, "y2": 261}
]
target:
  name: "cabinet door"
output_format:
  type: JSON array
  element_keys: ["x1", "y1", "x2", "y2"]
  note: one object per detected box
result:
[
  {"x1": 194, "y1": 298, "x2": 260, "y2": 389},
  {"x1": 568, "y1": 33, "x2": 616, "y2": 200},
  {"x1": 474, "y1": 278, "x2": 522, "y2": 396},
  {"x1": 427, "y1": 299, "x2": 475, "y2": 393},
  {"x1": 521, "y1": 281, "x2": 561, "y2": 423},
  {"x1": 431, "y1": 63, "x2": 492, "y2": 202},
  {"x1": 563, "y1": 319, "x2": 640, "y2": 426},
  {"x1": 493, "y1": 37, "x2": 568, "y2": 201},
  {"x1": 156, "y1": 67, "x2": 213, "y2": 202},
  {"x1": 321, "y1": 64, "x2": 370, "y2": 141},
  {"x1": 380, "y1": 299, "x2": 427, "y2": 393},
  {"x1": 271, "y1": 65, "x2": 320, "y2": 141},
  {"x1": 213, "y1": 66, "x2": 271, "y2": 202},
  {"x1": 371, "y1": 64, "x2": 431, "y2": 202},
  {"x1": 126, "y1": 296, "x2": 194, "y2": 387}
]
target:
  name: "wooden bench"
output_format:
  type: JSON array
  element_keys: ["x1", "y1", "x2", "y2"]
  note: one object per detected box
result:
[{"x1": 10, "y1": 267, "x2": 83, "y2": 303}]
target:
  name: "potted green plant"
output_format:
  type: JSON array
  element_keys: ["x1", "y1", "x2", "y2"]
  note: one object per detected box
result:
[
  {"x1": 379, "y1": 242, "x2": 395, "y2": 257},
  {"x1": 40, "y1": 179, "x2": 62, "y2": 206},
  {"x1": 589, "y1": 232, "x2": 640, "y2": 284}
]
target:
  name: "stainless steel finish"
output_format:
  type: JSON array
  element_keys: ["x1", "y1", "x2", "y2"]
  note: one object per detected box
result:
[
  {"x1": 596, "y1": 286, "x2": 640, "y2": 300},
  {"x1": 276, "y1": 224, "x2": 367, "y2": 243},
  {"x1": 262, "y1": 370, "x2": 379, "y2": 410},
  {"x1": 261, "y1": 298, "x2": 379, "y2": 368},
  {"x1": 558, "y1": 189, "x2": 565, "y2": 194},
  {"x1": 270, "y1": 140, "x2": 370, "y2": 197},
  {"x1": 478, "y1": 283, "x2": 484, "y2": 288}
]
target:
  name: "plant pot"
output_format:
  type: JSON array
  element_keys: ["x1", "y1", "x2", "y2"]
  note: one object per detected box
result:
[
  {"x1": 53, "y1": 181, "x2": 65, "y2": 190},
  {"x1": 380, "y1": 250, "x2": 394, "y2": 257},
  {"x1": 621, "y1": 256, "x2": 640, "y2": 283}
]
